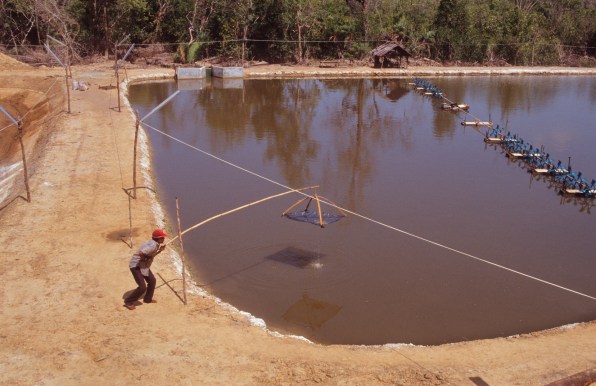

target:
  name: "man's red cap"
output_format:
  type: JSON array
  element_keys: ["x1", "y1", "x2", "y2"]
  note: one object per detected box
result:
[{"x1": 152, "y1": 229, "x2": 168, "y2": 239}]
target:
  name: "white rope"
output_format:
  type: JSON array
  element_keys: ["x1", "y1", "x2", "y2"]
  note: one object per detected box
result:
[
  {"x1": 142, "y1": 121, "x2": 596, "y2": 302},
  {"x1": 0, "y1": 122, "x2": 16, "y2": 133}
]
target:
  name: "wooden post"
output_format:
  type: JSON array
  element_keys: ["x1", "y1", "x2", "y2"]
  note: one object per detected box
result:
[
  {"x1": 116, "y1": 67, "x2": 121, "y2": 112},
  {"x1": 175, "y1": 197, "x2": 188, "y2": 305},
  {"x1": 115, "y1": 42, "x2": 121, "y2": 112},
  {"x1": 17, "y1": 122, "x2": 31, "y2": 202},
  {"x1": 242, "y1": 36, "x2": 246, "y2": 68},
  {"x1": 65, "y1": 43, "x2": 71, "y2": 114},
  {"x1": 127, "y1": 192, "x2": 133, "y2": 249},
  {"x1": 63, "y1": 41, "x2": 71, "y2": 114},
  {"x1": 314, "y1": 193, "x2": 324, "y2": 228},
  {"x1": 132, "y1": 111, "x2": 140, "y2": 199},
  {"x1": 65, "y1": 65, "x2": 71, "y2": 114}
]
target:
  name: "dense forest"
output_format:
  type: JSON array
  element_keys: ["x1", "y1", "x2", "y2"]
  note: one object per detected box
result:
[{"x1": 1, "y1": 0, "x2": 595, "y2": 66}]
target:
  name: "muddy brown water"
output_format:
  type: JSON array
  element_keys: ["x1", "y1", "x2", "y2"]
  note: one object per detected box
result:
[{"x1": 129, "y1": 76, "x2": 596, "y2": 346}]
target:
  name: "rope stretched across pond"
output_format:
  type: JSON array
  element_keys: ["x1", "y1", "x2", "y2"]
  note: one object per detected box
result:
[{"x1": 141, "y1": 121, "x2": 596, "y2": 302}]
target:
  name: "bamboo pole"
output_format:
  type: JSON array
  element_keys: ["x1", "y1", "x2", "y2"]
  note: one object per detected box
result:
[
  {"x1": 314, "y1": 193, "x2": 324, "y2": 228},
  {"x1": 116, "y1": 67, "x2": 121, "y2": 112},
  {"x1": 317, "y1": 195, "x2": 347, "y2": 217},
  {"x1": 166, "y1": 185, "x2": 319, "y2": 246},
  {"x1": 65, "y1": 60, "x2": 71, "y2": 114},
  {"x1": 127, "y1": 192, "x2": 133, "y2": 248},
  {"x1": 17, "y1": 122, "x2": 31, "y2": 202},
  {"x1": 281, "y1": 197, "x2": 309, "y2": 216},
  {"x1": 115, "y1": 41, "x2": 120, "y2": 112},
  {"x1": 132, "y1": 111, "x2": 140, "y2": 199},
  {"x1": 175, "y1": 197, "x2": 187, "y2": 305}
]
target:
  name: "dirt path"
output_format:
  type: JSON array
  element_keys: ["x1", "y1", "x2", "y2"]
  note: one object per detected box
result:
[{"x1": 1, "y1": 58, "x2": 595, "y2": 385}]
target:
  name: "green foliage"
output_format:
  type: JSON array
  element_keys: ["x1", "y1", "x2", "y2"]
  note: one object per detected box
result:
[
  {"x1": 175, "y1": 44, "x2": 186, "y2": 63},
  {"x1": 433, "y1": 0, "x2": 470, "y2": 61},
  {"x1": 1, "y1": 0, "x2": 594, "y2": 66},
  {"x1": 173, "y1": 41, "x2": 205, "y2": 64},
  {"x1": 186, "y1": 41, "x2": 201, "y2": 63},
  {"x1": 0, "y1": 0, "x2": 36, "y2": 46}
]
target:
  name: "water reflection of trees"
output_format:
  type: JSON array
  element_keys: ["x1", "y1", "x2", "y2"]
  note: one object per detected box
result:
[
  {"x1": 431, "y1": 78, "x2": 464, "y2": 138},
  {"x1": 175, "y1": 78, "x2": 417, "y2": 209},
  {"x1": 326, "y1": 79, "x2": 413, "y2": 209},
  {"x1": 260, "y1": 80, "x2": 321, "y2": 187},
  {"x1": 197, "y1": 79, "x2": 321, "y2": 187},
  {"x1": 486, "y1": 77, "x2": 559, "y2": 124}
]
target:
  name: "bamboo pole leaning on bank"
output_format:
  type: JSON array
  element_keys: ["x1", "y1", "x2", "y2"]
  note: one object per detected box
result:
[{"x1": 175, "y1": 197, "x2": 187, "y2": 305}]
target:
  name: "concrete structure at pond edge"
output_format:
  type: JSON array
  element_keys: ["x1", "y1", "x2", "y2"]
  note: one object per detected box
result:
[
  {"x1": 212, "y1": 66, "x2": 244, "y2": 78},
  {"x1": 175, "y1": 66, "x2": 206, "y2": 80}
]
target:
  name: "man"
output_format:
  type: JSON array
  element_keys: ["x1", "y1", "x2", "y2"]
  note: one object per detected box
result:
[{"x1": 124, "y1": 229, "x2": 167, "y2": 310}]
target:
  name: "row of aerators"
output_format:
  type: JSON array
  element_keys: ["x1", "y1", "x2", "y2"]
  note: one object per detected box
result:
[
  {"x1": 411, "y1": 79, "x2": 493, "y2": 126},
  {"x1": 484, "y1": 125, "x2": 596, "y2": 198},
  {"x1": 410, "y1": 78, "x2": 596, "y2": 199}
]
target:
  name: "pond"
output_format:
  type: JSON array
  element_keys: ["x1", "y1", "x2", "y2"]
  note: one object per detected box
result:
[{"x1": 128, "y1": 76, "x2": 596, "y2": 346}]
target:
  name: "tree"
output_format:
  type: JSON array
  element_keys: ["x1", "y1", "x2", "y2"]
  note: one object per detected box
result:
[
  {"x1": 345, "y1": 0, "x2": 370, "y2": 39},
  {"x1": 432, "y1": 0, "x2": 469, "y2": 62},
  {"x1": 185, "y1": 0, "x2": 215, "y2": 44},
  {"x1": 68, "y1": 0, "x2": 150, "y2": 57},
  {"x1": 0, "y1": 0, "x2": 39, "y2": 50},
  {"x1": 283, "y1": 0, "x2": 323, "y2": 63},
  {"x1": 512, "y1": 0, "x2": 543, "y2": 11}
]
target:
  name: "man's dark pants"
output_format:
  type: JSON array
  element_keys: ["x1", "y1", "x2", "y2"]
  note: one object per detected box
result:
[{"x1": 125, "y1": 267, "x2": 156, "y2": 304}]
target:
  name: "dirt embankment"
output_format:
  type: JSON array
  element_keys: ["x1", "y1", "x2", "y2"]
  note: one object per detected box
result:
[
  {"x1": 1, "y1": 54, "x2": 596, "y2": 385},
  {"x1": 0, "y1": 56, "x2": 65, "y2": 207}
]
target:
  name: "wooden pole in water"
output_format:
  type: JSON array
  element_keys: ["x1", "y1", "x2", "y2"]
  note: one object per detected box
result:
[
  {"x1": 281, "y1": 197, "x2": 309, "y2": 216},
  {"x1": 314, "y1": 193, "x2": 324, "y2": 228},
  {"x1": 17, "y1": 121, "x2": 31, "y2": 202},
  {"x1": 175, "y1": 197, "x2": 187, "y2": 305}
]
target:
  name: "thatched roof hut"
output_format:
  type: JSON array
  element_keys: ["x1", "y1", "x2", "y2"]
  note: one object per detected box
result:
[{"x1": 370, "y1": 42, "x2": 411, "y2": 68}]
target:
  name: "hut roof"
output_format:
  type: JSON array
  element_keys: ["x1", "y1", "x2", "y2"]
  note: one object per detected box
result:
[{"x1": 370, "y1": 42, "x2": 411, "y2": 57}]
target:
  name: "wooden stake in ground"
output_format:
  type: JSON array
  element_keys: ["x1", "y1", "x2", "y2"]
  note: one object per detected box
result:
[
  {"x1": 17, "y1": 121, "x2": 31, "y2": 203},
  {"x1": 45, "y1": 39, "x2": 71, "y2": 114},
  {"x1": 64, "y1": 62, "x2": 71, "y2": 114},
  {"x1": 116, "y1": 66, "x2": 121, "y2": 112},
  {"x1": 0, "y1": 105, "x2": 30, "y2": 203},
  {"x1": 115, "y1": 42, "x2": 135, "y2": 113},
  {"x1": 132, "y1": 111, "x2": 140, "y2": 199},
  {"x1": 175, "y1": 197, "x2": 187, "y2": 305}
]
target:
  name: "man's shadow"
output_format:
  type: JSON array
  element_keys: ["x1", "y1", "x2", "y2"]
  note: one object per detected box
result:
[
  {"x1": 122, "y1": 275, "x2": 185, "y2": 305},
  {"x1": 121, "y1": 290, "x2": 143, "y2": 306}
]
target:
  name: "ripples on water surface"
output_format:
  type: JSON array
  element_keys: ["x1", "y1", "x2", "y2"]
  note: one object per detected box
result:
[{"x1": 129, "y1": 76, "x2": 596, "y2": 345}]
